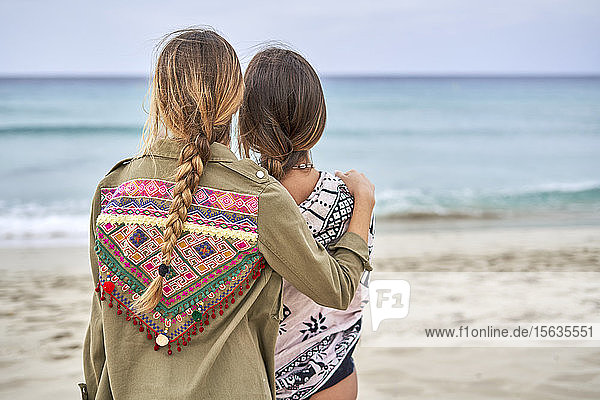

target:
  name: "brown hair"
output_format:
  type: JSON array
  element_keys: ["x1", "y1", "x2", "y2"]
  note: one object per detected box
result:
[
  {"x1": 238, "y1": 47, "x2": 326, "y2": 180},
  {"x1": 135, "y1": 28, "x2": 243, "y2": 313}
]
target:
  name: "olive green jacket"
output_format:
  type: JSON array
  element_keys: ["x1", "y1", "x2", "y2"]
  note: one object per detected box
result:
[{"x1": 82, "y1": 139, "x2": 370, "y2": 400}]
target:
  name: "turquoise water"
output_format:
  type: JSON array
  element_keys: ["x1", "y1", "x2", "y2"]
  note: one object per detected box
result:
[{"x1": 0, "y1": 77, "x2": 599, "y2": 244}]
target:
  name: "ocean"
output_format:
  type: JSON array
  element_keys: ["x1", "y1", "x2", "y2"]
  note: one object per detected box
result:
[{"x1": 0, "y1": 77, "x2": 599, "y2": 245}]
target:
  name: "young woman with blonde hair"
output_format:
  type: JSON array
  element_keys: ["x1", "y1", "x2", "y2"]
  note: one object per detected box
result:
[
  {"x1": 81, "y1": 29, "x2": 374, "y2": 400},
  {"x1": 239, "y1": 48, "x2": 375, "y2": 400}
]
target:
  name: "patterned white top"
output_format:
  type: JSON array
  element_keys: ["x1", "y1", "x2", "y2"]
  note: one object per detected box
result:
[{"x1": 274, "y1": 171, "x2": 375, "y2": 399}]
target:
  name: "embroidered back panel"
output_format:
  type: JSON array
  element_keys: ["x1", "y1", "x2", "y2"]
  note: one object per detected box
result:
[{"x1": 94, "y1": 179, "x2": 265, "y2": 354}]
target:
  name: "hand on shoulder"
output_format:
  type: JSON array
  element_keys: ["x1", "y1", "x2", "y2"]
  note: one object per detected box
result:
[{"x1": 335, "y1": 169, "x2": 375, "y2": 210}]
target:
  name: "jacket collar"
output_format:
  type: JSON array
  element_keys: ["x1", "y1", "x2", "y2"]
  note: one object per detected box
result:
[{"x1": 148, "y1": 139, "x2": 237, "y2": 163}]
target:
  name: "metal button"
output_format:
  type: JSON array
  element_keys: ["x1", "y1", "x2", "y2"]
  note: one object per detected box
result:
[
  {"x1": 256, "y1": 170, "x2": 265, "y2": 178},
  {"x1": 155, "y1": 334, "x2": 169, "y2": 347}
]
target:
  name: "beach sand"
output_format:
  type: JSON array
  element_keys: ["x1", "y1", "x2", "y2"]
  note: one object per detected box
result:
[
  {"x1": 0, "y1": 223, "x2": 598, "y2": 399},
  {"x1": 357, "y1": 222, "x2": 600, "y2": 399}
]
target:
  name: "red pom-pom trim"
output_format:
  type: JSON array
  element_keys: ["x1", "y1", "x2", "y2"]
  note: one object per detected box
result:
[
  {"x1": 94, "y1": 256, "x2": 266, "y2": 355},
  {"x1": 103, "y1": 281, "x2": 115, "y2": 293}
]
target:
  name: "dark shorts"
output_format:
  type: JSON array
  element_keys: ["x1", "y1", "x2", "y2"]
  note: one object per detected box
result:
[{"x1": 315, "y1": 344, "x2": 356, "y2": 393}]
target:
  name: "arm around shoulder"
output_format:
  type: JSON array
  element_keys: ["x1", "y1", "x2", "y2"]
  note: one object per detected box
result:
[{"x1": 257, "y1": 181, "x2": 370, "y2": 310}]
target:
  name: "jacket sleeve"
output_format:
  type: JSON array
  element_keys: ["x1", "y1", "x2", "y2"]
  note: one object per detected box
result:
[
  {"x1": 82, "y1": 186, "x2": 106, "y2": 399},
  {"x1": 257, "y1": 181, "x2": 371, "y2": 310}
]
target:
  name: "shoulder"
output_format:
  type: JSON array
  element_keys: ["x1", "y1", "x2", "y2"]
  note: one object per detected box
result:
[
  {"x1": 315, "y1": 171, "x2": 352, "y2": 200},
  {"x1": 106, "y1": 157, "x2": 134, "y2": 176},
  {"x1": 217, "y1": 158, "x2": 275, "y2": 186},
  {"x1": 253, "y1": 172, "x2": 297, "y2": 212},
  {"x1": 96, "y1": 156, "x2": 138, "y2": 190},
  {"x1": 89, "y1": 157, "x2": 135, "y2": 221},
  {"x1": 321, "y1": 171, "x2": 348, "y2": 190}
]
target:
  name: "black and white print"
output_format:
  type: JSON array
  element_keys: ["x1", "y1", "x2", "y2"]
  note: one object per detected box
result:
[{"x1": 274, "y1": 171, "x2": 375, "y2": 400}]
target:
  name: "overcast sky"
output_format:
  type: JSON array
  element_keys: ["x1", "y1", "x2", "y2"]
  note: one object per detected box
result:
[{"x1": 1, "y1": 0, "x2": 599, "y2": 76}]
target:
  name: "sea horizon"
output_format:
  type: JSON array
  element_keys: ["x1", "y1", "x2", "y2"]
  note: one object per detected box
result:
[
  {"x1": 1, "y1": 75, "x2": 599, "y2": 246},
  {"x1": 1, "y1": 73, "x2": 600, "y2": 80}
]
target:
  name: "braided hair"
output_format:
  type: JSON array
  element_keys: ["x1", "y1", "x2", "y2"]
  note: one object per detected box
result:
[{"x1": 134, "y1": 28, "x2": 243, "y2": 313}]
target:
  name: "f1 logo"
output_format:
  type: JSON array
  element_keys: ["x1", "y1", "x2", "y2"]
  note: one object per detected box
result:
[{"x1": 369, "y1": 280, "x2": 411, "y2": 331}]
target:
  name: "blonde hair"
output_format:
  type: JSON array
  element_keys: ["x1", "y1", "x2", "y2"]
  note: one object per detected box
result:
[{"x1": 134, "y1": 28, "x2": 243, "y2": 313}]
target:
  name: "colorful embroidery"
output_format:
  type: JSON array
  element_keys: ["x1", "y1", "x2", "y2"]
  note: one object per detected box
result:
[
  {"x1": 101, "y1": 179, "x2": 258, "y2": 215},
  {"x1": 95, "y1": 179, "x2": 264, "y2": 355},
  {"x1": 96, "y1": 213, "x2": 257, "y2": 242},
  {"x1": 99, "y1": 179, "x2": 258, "y2": 241}
]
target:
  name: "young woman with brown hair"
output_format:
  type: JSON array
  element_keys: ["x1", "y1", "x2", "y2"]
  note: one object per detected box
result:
[
  {"x1": 238, "y1": 48, "x2": 375, "y2": 400},
  {"x1": 81, "y1": 29, "x2": 374, "y2": 400}
]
